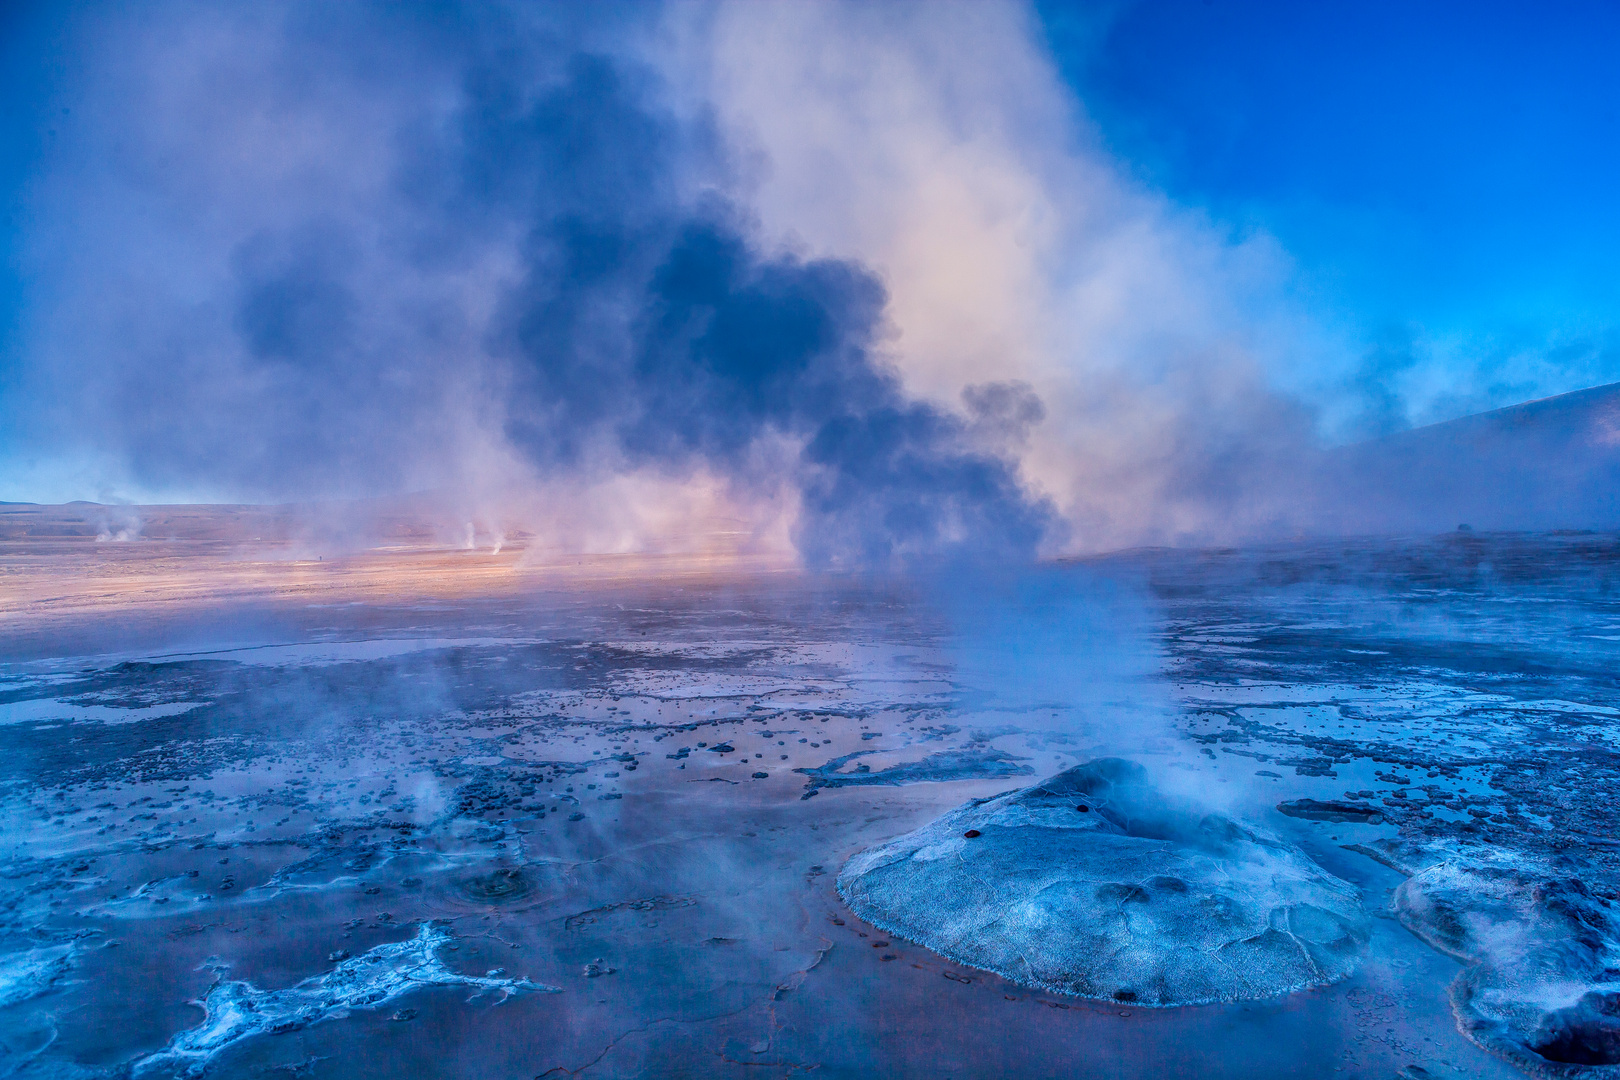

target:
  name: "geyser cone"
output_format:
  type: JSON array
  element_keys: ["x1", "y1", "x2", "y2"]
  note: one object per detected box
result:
[{"x1": 838, "y1": 758, "x2": 1369, "y2": 1007}]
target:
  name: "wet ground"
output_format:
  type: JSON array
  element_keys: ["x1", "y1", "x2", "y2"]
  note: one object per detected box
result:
[{"x1": 1, "y1": 530, "x2": 1617, "y2": 1078}]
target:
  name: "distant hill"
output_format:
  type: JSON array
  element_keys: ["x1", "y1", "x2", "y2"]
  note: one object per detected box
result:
[
  {"x1": 1317, "y1": 382, "x2": 1620, "y2": 534},
  {"x1": 9, "y1": 383, "x2": 1619, "y2": 547}
]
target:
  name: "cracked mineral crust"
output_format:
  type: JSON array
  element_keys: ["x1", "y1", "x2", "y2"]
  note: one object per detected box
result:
[{"x1": 838, "y1": 757, "x2": 1369, "y2": 1006}]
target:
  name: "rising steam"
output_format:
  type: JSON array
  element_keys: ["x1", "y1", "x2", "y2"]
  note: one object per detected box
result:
[{"x1": 3, "y1": 1, "x2": 1611, "y2": 557}]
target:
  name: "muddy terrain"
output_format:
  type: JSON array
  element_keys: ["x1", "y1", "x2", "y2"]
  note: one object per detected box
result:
[{"x1": 1, "y1": 517, "x2": 1616, "y2": 1078}]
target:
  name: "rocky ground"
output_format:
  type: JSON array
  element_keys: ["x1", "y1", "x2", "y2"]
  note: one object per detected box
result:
[
  {"x1": 0, "y1": 530, "x2": 1612, "y2": 1078},
  {"x1": 1134, "y1": 532, "x2": 1620, "y2": 1078}
]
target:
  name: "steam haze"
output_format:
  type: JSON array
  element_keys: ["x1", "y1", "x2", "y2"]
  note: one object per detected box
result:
[{"x1": 3, "y1": 0, "x2": 1616, "y2": 558}]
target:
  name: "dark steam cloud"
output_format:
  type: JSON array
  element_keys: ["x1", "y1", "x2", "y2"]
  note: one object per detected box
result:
[
  {"x1": 435, "y1": 52, "x2": 1055, "y2": 564},
  {"x1": 5, "y1": 4, "x2": 1054, "y2": 566}
]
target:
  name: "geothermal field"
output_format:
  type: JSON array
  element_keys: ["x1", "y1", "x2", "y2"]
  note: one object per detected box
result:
[
  {"x1": 3, "y1": 507, "x2": 1617, "y2": 1079},
  {"x1": 5, "y1": 3, "x2": 1617, "y2": 1078}
]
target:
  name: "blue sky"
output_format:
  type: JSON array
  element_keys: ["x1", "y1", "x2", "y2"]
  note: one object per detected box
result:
[
  {"x1": 1038, "y1": 0, "x2": 1620, "y2": 417},
  {"x1": 0, "y1": 2, "x2": 55, "y2": 388}
]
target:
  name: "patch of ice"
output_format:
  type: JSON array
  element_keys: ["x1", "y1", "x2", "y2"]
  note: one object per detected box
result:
[
  {"x1": 0, "y1": 944, "x2": 73, "y2": 1007},
  {"x1": 148, "y1": 638, "x2": 540, "y2": 667},
  {"x1": 0, "y1": 700, "x2": 204, "y2": 726},
  {"x1": 133, "y1": 923, "x2": 558, "y2": 1077}
]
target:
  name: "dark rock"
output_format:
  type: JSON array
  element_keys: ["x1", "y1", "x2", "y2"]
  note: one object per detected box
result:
[
  {"x1": 796, "y1": 748, "x2": 1032, "y2": 796},
  {"x1": 1277, "y1": 798, "x2": 1386, "y2": 825}
]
